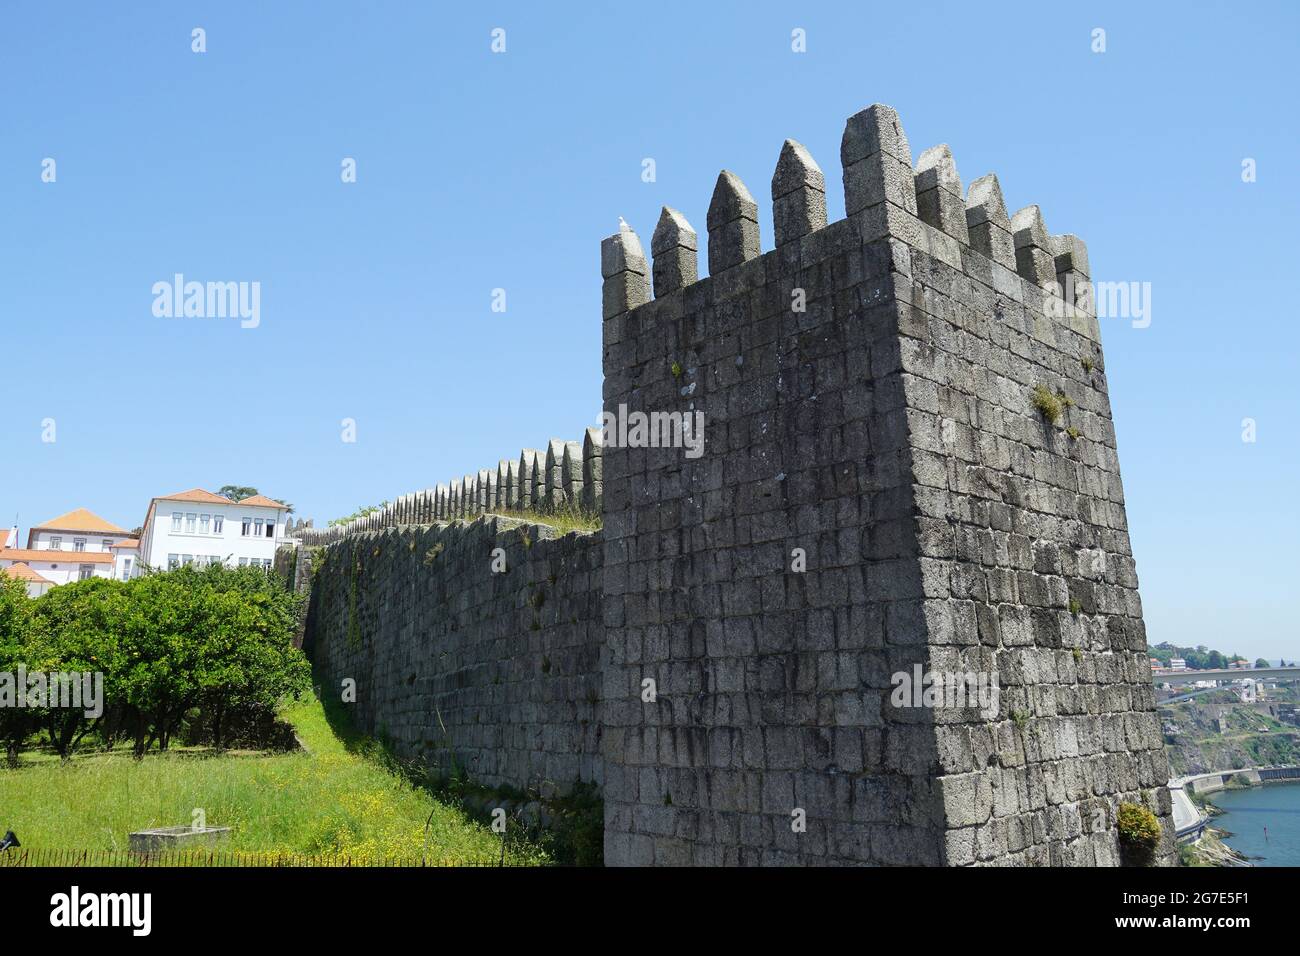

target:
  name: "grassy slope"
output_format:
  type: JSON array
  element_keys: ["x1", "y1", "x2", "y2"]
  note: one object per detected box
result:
[{"x1": 0, "y1": 694, "x2": 548, "y2": 865}]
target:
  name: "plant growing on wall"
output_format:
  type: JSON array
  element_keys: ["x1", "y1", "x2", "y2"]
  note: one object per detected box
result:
[{"x1": 1116, "y1": 801, "x2": 1162, "y2": 865}]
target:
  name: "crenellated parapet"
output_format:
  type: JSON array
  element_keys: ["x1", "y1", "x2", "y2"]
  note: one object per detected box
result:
[
  {"x1": 604, "y1": 102, "x2": 1096, "y2": 337},
  {"x1": 600, "y1": 103, "x2": 1165, "y2": 867},
  {"x1": 291, "y1": 430, "x2": 603, "y2": 547}
]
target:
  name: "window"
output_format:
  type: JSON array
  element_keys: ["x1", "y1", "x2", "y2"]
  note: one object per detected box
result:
[
  {"x1": 200, "y1": 514, "x2": 210, "y2": 534},
  {"x1": 265, "y1": 521, "x2": 275, "y2": 538},
  {"x1": 78, "y1": 564, "x2": 94, "y2": 581},
  {"x1": 210, "y1": 555, "x2": 221, "y2": 566},
  {"x1": 171, "y1": 513, "x2": 182, "y2": 532},
  {"x1": 254, "y1": 518, "x2": 264, "y2": 537},
  {"x1": 182, "y1": 554, "x2": 194, "y2": 566},
  {"x1": 241, "y1": 518, "x2": 252, "y2": 537},
  {"x1": 238, "y1": 557, "x2": 248, "y2": 567},
  {"x1": 185, "y1": 513, "x2": 196, "y2": 533},
  {"x1": 121, "y1": 558, "x2": 133, "y2": 581},
  {"x1": 167, "y1": 553, "x2": 179, "y2": 570},
  {"x1": 102, "y1": 539, "x2": 113, "y2": 551},
  {"x1": 213, "y1": 515, "x2": 224, "y2": 534},
  {"x1": 73, "y1": 538, "x2": 86, "y2": 552},
  {"x1": 50, "y1": 536, "x2": 61, "y2": 550}
]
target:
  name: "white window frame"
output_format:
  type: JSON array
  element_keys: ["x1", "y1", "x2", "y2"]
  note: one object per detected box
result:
[
  {"x1": 171, "y1": 513, "x2": 182, "y2": 532},
  {"x1": 213, "y1": 515, "x2": 224, "y2": 534}
]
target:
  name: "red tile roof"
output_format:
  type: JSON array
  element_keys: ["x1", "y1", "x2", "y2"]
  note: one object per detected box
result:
[
  {"x1": 0, "y1": 548, "x2": 115, "y2": 565},
  {"x1": 155, "y1": 488, "x2": 232, "y2": 505},
  {"x1": 1, "y1": 562, "x2": 53, "y2": 584},
  {"x1": 237, "y1": 495, "x2": 287, "y2": 509}
]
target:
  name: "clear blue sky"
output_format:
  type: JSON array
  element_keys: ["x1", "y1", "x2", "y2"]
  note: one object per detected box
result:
[{"x1": 1, "y1": 2, "x2": 1296, "y2": 658}]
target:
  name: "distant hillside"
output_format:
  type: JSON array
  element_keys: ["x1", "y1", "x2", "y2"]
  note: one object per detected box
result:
[
  {"x1": 1161, "y1": 686, "x2": 1300, "y2": 776},
  {"x1": 1147, "y1": 642, "x2": 1274, "y2": 671}
]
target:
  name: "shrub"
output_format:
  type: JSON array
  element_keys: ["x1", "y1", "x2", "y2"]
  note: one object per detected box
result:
[
  {"x1": 2, "y1": 565, "x2": 309, "y2": 760},
  {"x1": 1117, "y1": 802, "x2": 1162, "y2": 849},
  {"x1": 1031, "y1": 384, "x2": 1063, "y2": 424}
]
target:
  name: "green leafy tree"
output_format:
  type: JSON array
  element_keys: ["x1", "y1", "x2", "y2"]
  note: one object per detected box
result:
[
  {"x1": 0, "y1": 576, "x2": 39, "y2": 766},
  {"x1": 28, "y1": 578, "x2": 119, "y2": 758},
  {"x1": 188, "y1": 564, "x2": 309, "y2": 749},
  {"x1": 218, "y1": 485, "x2": 259, "y2": 501}
]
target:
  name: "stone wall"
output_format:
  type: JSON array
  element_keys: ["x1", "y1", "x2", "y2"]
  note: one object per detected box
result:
[
  {"x1": 303, "y1": 517, "x2": 603, "y2": 794},
  {"x1": 290, "y1": 431, "x2": 602, "y2": 548},
  {"x1": 599, "y1": 104, "x2": 1173, "y2": 865},
  {"x1": 294, "y1": 101, "x2": 1172, "y2": 866}
]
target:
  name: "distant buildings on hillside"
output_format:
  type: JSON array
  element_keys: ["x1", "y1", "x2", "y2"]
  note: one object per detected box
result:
[{"x1": 0, "y1": 489, "x2": 289, "y2": 597}]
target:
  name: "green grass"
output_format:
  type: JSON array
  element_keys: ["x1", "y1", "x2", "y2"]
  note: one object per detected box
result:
[
  {"x1": 480, "y1": 506, "x2": 601, "y2": 536},
  {"x1": 0, "y1": 693, "x2": 550, "y2": 865}
]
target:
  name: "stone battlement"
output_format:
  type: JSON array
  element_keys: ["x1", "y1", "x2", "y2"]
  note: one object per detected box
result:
[
  {"x1": 290, "y1": 430, "x2": 602, "y2": 546},
  {"x1": 298, "y1": 103, "x2": 1173, "y2": 867}
]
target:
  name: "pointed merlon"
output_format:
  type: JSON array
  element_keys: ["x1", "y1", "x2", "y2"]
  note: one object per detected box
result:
[
  {"x1": 601, "y1": 220, "x2": 649, "y2": 319},
  {"x1": 1049, "y1": 233, "x2": 1091, "y2": 312},
  {"x1": 545, "y1": 438, "x2": 566, "y2": 508},
  {"x1": 518, "y1": 449, "x2": 542, "y2": 510},
  {"x1": 840, "y1": 104, "x2": 916, "y2": 216},
  {"x1": 964, "y1": 173, "x2": 1016, "y2": 270},
  {"x1": 914, "y1": 145, "x2": 969, "y2": 245},
  {"x1": 651, "y1": 206, "x2": 699, "y2": 297},
  {"x1": 582, "y1": 427, "x2": 603, "y2": 513},
  {"x1": 1049, "y1": 234, "x2": 1090, "y2": 279},
  {"x1": 706, "y1": 170, "x2": 760, "y2": 274},
  {"x1": 562, "y1": 440, "x2": 584, "y2": 500},
  {"x1": 1010, "y1": 205, "x2": 1056, "y2": 286},
  {"x1": 771, "y1": 139, "x2": 827, "y2": 247}
]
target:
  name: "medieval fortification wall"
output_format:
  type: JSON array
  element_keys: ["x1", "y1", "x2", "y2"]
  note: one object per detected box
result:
[{"x1": 289, "y1": 102, "x2": 1174, "y2": 867}]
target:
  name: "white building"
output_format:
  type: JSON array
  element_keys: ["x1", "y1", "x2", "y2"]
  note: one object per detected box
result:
[
  {"x1": 137, "y1": 488, "x2": 288, "y2": 571},
  {"x1": 1169, "y1": 657, "x2": 1187, "y2": 672},
  {"x1": 0, "y1": 508, "x2": 129, "y2": 586},
  {"x1": 110, "y1": 538, "x2": 141, "y2": 581}
]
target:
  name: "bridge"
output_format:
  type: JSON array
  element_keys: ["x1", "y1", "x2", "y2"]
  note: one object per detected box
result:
[{"x1": 1152, "y1": 665, "x2": 1300, "y2": 682}]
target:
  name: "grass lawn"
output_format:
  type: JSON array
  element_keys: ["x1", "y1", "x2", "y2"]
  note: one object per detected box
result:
[{"x1": 0, "y1": 694, "x2": 550, "y2": 865}]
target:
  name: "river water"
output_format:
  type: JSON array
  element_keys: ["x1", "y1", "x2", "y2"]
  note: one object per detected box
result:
[{"x1": 1212, "y1": 781, "x2": 1300, "y2": 866}]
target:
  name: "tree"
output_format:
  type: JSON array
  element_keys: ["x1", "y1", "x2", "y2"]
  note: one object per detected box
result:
[
  {"x1": 187, "y1": 564, "x2": 308, "y2": 749},
  {"x1": 218, "y1": 485, "x2": 259, "y2": 501},
  {"x1": 218, "y1": 486, "x2": 293, "y2": 514},
  {"x1": 28, "y1": 578, "x2": 118, "y2": 758},
  {"x1": 1256, "y1": 658, "x2": 1271, "y2": 669},
  {"x1": 0, "y1": 576, "x2": 38, "y2": 767}
]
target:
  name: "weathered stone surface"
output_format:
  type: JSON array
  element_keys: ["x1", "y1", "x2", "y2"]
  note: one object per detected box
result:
[
  {"x1": 295, "y1": 102, "x2": 1168, "y2": 869},
  {"x1": 304, "y1": 519, "x2": 603, "y2": 796},
  {"x1": 651, "y1": 206, "x2": 699, "y2": 297},
  {"x1": 707, "y1": 171, "x2": 760, "y2": 274},
  {"x1": 771, "y1": 139, "x2": 828, "y2": 247}
]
